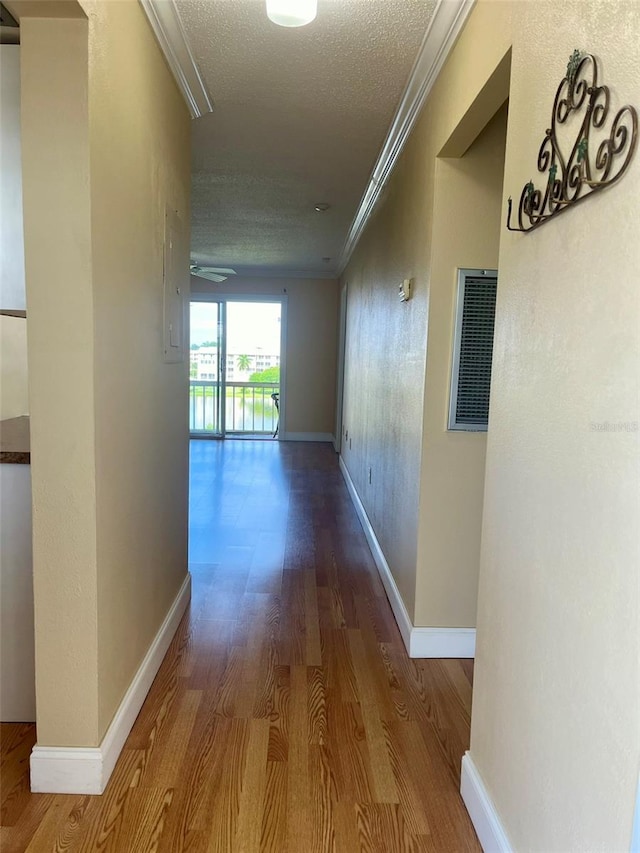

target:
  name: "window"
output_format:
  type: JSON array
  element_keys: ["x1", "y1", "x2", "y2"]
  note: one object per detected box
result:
[{"x1": 448, "y1": 268, "x2": 498, "y2": 431}]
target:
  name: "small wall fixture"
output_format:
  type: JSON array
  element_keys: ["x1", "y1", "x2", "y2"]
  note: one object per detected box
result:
[
  {"x1": 399, "y1": 278, "x2": 413, "y2": 302},
  {"x1": 266, "y1": 0, "x2": 317, "y2": 28},
  {"x1": 506, "y1": 51, "x2": 637, "y2": 233}
]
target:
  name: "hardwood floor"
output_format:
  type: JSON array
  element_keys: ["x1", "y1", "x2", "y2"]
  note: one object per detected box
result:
[{"x1": 1, "y1": 440, "x2": 479, "y2": 852}]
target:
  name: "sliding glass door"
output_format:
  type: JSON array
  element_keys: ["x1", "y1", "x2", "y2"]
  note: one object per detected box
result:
[
  {"x1": 189, "y1": 300, "x2": 224, "y2": 436},
  {"x1": 189, "y1": 297, "x2": 283, "y2": 439}
]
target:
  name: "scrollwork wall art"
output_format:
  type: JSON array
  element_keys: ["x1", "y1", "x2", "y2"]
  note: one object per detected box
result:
[{"x1": 506, "y1": 51, "x2": 638, "y2": 233}]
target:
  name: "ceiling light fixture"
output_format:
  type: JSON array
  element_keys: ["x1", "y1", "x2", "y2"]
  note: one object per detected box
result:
[
  {"x1": 266, "y1": 0, "x2": 317, "y2": 28},
  {"x1": 314, "y1": 203, "x2": 330, "y2": 212}
]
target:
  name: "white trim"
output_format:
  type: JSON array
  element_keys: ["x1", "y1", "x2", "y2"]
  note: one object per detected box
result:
[
  {"x1": 411, "y1": 626, "x2": 475, "y2": 658},
  {"x1": 281, "y1": 432, "x2": 333, "y2": 443},
  {"x1": 337, "y1": 0, "x2": 475, "y2": 273},
  {"x1": 139, "y1": 0, "x2": 213, "y2": 119},
  {"x1": 339, "y1": 457, "x2": 475, "y2": 658},
  {"x1": 30, "y1": 573, "x2": 192, "y2": 795},
  {"x1": 461, "y1": 753, "x2": 513, "y2": 852}
]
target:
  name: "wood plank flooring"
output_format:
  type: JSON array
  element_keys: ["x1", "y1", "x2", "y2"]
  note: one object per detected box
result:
[{"x1": 1, "y1": 440, "x2": 479, "y2": 852}]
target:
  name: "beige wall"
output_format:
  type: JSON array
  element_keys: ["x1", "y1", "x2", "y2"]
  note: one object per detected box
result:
[
  {"x1": 0, "y1": 316, "x2": 29, "y2": 420},
  {"x1": 470, "y1": 1, "x2": 640, "y2": 850},
  {"x1": 416, "y1": 104, "x2": 507, "y2": 628},
  {"x1": 0, "y1": 46, "x2": 29, "y2": 421},
  {"x1": 21, "y1": 13, "x2": 100, "y2": 745},
  {"x1": 344, "y1": 0, "x2": 640, "y2": 847},
  {"x1": 341, "y1": 15, "x2": 509, "y2": 622},
  {"x1": 0, "y1": 44, "x2": 26, "y2": 311},
  {"x1": 191, "y1": 276, "x2": 338, "y2": 437},
  {"x1": 340, "y1": 186, "x2": 428, "y2": 615},
  {"x1": 86, "y1": 0, "x2": 191, "y2": 737},
  {"x1": 20, "y1": 0, "x2": 191, "y2": 746}
]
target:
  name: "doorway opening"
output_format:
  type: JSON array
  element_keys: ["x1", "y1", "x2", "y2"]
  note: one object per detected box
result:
[{"x1": 189, "y1": 296, "x2": 285, "y2": 439}]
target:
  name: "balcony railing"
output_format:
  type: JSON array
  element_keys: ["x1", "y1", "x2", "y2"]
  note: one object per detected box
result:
[{"x1": 189, "y1": 380, "x2": 279, "y2": 435}]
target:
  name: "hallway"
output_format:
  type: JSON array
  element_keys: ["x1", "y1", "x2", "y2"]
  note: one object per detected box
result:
[{"x1": 1, "y1": 441, "x2": 479, "y2": 851}]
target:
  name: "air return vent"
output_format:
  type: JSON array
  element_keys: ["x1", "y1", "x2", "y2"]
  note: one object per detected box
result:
[{"x1": 448, "y1": 268, "x2": 498, "y2": 431}]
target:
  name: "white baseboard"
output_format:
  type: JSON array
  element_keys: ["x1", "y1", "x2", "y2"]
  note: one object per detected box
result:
[
  {"x1": 281, "y1": 432, "x2": 334, "y2": 443},
  {"x1": 30, "y1": 573, "x2": 191, "y2": 795},
  {"x1": 461, "y1": 753, "x2": 513, "y2": 852},
  {"x1": 410, "y1": 626, "x2": 475, "y2": 658},
  {"x1": 339, "y1": 457, "x2": 475, "y2": 659},
  {"x1": 339, "y1": 457, "x2": 413, "y2": 652}
]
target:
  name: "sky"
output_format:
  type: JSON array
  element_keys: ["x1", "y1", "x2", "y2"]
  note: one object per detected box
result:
[{"x1": 190, "y1": 301, "x2": 281, "y2": 354}]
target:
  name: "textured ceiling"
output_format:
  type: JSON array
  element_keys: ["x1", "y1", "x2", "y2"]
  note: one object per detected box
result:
[{"x1": 177, "y1": 0, "x2": 437, "y2": 277}]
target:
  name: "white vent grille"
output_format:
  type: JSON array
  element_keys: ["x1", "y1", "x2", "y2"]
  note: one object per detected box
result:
[{"x1": 448, "y1": 269, "x2": 497, "y2": 431}]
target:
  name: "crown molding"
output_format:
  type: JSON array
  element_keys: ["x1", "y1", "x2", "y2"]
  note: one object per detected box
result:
[
  {"x1": 139, "y1": 0, "x2": 213, "y2": 119},
  {"x1": 337, "y1": 0, "x2": 475, "y2": 275}
]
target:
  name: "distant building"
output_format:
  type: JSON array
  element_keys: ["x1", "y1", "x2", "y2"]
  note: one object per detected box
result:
[
  {"x1": 190, "y1": 348, "x2": 280, "y2": 382},
  {"x1": 190, "y1": 347, "x2": 218, "y2": 380}
]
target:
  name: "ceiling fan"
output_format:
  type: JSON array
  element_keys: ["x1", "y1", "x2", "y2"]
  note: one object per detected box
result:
[{"x1": 190, "y1": 262, "x2": 237, "y2": 283}]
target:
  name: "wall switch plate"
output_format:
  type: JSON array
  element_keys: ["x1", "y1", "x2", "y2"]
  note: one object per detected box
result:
[{"x1": 163, "y1": 208, "x2": 186, "y2": 363}]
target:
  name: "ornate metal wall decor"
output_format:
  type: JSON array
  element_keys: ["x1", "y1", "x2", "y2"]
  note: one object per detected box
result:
[{"x1": 506, "y1": 51, "x2": 637, "y2": 233}]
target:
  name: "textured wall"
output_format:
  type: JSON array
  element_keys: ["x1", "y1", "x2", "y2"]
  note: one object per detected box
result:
[
  {"x1": 340, "y1": 165, "x2": 429, "y2": 616},
  {"x1": 415, "y1": 105, "x2": 507, "y2": 628},
  {"x1": 20, "y1": 0, "x2": 191, "y2": 746},
  {"x1": 21, "y1": 13, "x2": 100, "y2": 745},
  {"x1": 342, "y1": 0, "x2": 640, "y2": 846},
  {"x1": 341, "y1": 13, "x2": 510, "y2": 622},
  {"x1": 191, "y1": 277, "x2": 338, "y2": 436},
  {"x1": 470, "y1": 1, "x2": 640, "y2": 849},
  {"x1": 85, "y1": 0, "x2": 191, "y2": 739}
]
